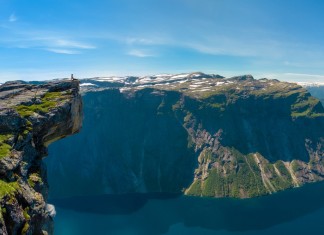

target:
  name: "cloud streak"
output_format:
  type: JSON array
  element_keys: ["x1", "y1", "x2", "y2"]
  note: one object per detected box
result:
[
  {"x1": 127, "y1": 49, "x2": 156, "y2": 57},
  {"x1": 112, "y1": 31, "x2": 284, "y2": 58},
  {"x1": 115, "y1": 30, "x2": 324, "y2": 74},
  {"x1": 0, "y1": 23, "x2": 96, "y2": 54},
  {"x1": 45, "y1": 48, "x2": 81, "y2": 55},
  {"x1": 21, "y1": 36, "x2": 96, "y2": 54},
  {"x1": 9, "y1": 13, "x2": 17, "y2": 23},
  {"x1": 53, "y1": 39, "x2": 96, "y2": 49}
]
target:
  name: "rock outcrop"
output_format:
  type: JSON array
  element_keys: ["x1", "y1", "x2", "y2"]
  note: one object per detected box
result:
[
  {"x1": 0, "y1": 80, "x2": 82, "y2": 235},
  {"x1": 47, "y1": 73, "x2": 324, "y2": 199}
]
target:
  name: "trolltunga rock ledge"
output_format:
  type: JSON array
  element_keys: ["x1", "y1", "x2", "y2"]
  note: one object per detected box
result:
[{"x1": 0, "y1": 79, "x2": 82, "y2": 235}]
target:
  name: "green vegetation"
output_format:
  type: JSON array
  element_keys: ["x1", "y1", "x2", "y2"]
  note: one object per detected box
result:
[
  {"x1": 23, "y1": 207, "x2": 31, "y2": 221},
  {"x1": 291, "y1": 95, "x2": 324, "y2": 118},
  {"x1": 199, "y1": 149, "x2": 216, "y2": 162},
  {"x1": 187, "y1": 149, "x2": 269, "y2": 198},
  {"x1": 193, "y1": 80, "x2": 302, "y2": 101},
  {"x1": 264, "y1": 161, "x2": 293, "y2": 190},
  {"x1": 0, "y1": 134, "x2": 13, "y2": 159},
  {"x1": 22, "y1": 207, "x2": 31, "y2": 234},
  {"x1": 22, "y1": 222, "x2": 30, "y2": 235},
  {"x1": 16, "y1": 101, "x2": 56, "y2": 117},
  {"x1": 22, "y1": 130, "x2": 29, "y2": 136},
  {"x1": 197, "y1": 83, "x2": 236, "y2": 99},
  {"x1": 203, "y1": 168, "x2": 226, "y2": 197},
  {"x1": 199, "y1": 84, "x2": 245, "y2": 104},
  {"x1": 251, "y1": 82, "x2": 302, "y2": 99},
  {"x1": 186, "y1": 148, "x2": 301, "y2": 198},
  {"x1": 26, "y1": 120, "x2": 33, "y2": 131},
  {"x1": 0, "y1": 180, "x2": 19, "y2": 200},
  {"x1": 232, "y1": 153, "x2": 267, "y2": 197},
  {"x1": 291, "y1": 160, "x2": 300, "y2": 172},
  {"x1": 186, "y1": 180, "x2": 202, "y2": 196},
  {"x1": 15, "y1": 91, "x2": 69, "y2": 117},
  {"x1": 275, "y1": 161, "x2": 291, "y2": 178},
  {"x1": 20, "y1": 120, "x2": 34, "y2": 138},
  {"x1": 27, "y1": 173, "x2": 43, "y2": 188}
]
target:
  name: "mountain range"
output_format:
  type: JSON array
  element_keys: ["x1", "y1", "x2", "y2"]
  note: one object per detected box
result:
[{"x1": 46, "y1": 72, "x2": 324, "y2": 198}]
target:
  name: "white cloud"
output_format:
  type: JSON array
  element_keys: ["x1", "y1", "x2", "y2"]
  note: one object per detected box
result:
[
  {"x1": 126, "y1": 37, "x2": 155, "y2": 45},
  {"x1": 125, "y1": 36, "x2": 169, "y2": 45},
  {"x1": 22, "y1": 36, "x2": 97, "y2": 51},
  {"x1": 53, "y1": 39, "x2": 96, "y2": 49},
  {"x1": 0, "y1": 25, "x2": 96, "y2": 54},
  {"x1": 9, "y1": 13, "x2": 17, "y2": 22},
  {"x1": 184, "y1": 42, "x2": 257, "y2": 57},
  {"x1": 45, "y1": 48, "x2": 81, "y2": 55},
  {"x1": 116, "y1": 33, "x2": 284, "y2": 58},
  {"x1": 181, "y1": 35, "x2": 285, "y2": 58},
  {"x1": 127, "y1": 49, "x2": 156, "y2": 57}
]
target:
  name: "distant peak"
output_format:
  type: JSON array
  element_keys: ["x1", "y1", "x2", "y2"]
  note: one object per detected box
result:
[
  {"x1": 230, "y1": 75, "x2": 254, "y2": 81},
  {"x1": 186, "y1": 72, "x2": 224, "y2": 79}
]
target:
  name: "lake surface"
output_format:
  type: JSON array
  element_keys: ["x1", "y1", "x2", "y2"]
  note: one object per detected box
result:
[{"x1": 50, "y1": 181, "x2": 324, "y2": 235}]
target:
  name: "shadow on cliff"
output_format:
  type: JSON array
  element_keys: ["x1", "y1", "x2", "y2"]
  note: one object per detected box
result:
[
  {"x1": 50, "y1": 181, "x2": 324, "y2": 234},
  {"x1": 186, "y1": 94, "x2": 324, "y2": 163}
]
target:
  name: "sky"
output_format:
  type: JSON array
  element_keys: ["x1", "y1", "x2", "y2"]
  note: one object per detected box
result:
[{"x1": 1, "y1": 0, "x2": 324, "y2": 83}]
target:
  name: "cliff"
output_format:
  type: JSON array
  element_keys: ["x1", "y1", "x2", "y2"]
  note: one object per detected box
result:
[
  {"x1": 307, "y1": 85, "x2": 324, "y2": 104},
  {"x1": 47, "y1": 73, "x2": 324, "y2": 198},
  {"x1": 0, "y1": 80, "x2": 82, "y2": 235}
]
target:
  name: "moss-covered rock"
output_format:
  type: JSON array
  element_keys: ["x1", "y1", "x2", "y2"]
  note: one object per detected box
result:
[{"x1": 0, "y1": 80, "x2": 82, "y2": 235}]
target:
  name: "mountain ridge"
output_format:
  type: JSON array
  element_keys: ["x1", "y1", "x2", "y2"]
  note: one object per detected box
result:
[{"x1": 46, "y1": 73, "x2": 324, "y2": 199}]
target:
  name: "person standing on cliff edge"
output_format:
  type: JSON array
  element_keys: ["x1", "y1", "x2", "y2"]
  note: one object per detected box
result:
[{"x1": 71, "y1": 74, "x2": 77, "y2": 80}]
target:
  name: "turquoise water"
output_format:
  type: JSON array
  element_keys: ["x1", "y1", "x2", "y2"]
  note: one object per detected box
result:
[{"x1": 51, "y1": 182, "x2": 324, "y2": 235}]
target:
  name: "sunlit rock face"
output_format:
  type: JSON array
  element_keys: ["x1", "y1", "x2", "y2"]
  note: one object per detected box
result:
[
  {"x1": 0, "y1": 80, "x2": 82, "y2": 235},
  {"x1": 47, "y1": 73, "x2": 324, "y2": 199}
]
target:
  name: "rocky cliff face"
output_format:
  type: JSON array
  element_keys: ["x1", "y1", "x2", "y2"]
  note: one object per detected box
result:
[
  {"x1": 307, "y1": 85, "x2": 324, "y2": 104},
  {"x1": 0, "y1": 80, "x2": 82, "y2": 235},
  {"x1": 47, "y1": 73, "x2": 324, "y2": 199}
]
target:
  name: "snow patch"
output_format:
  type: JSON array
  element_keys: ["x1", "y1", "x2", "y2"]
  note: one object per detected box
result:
[
  {"x1": 154, "y1": 74, "x2": 172, "y2": 77},
  {"x1": 191, "y1": 73, "x2": 202, "y2": 77},
  {"x1": 171, "y1": 74, "x2": 189, "y2": 79},
  {"x1": 80, "y1": 83, "x2": 98, "y2": 87},
  {"x1": 178, "y1": 80, "x2": 188, "y2": 84}
]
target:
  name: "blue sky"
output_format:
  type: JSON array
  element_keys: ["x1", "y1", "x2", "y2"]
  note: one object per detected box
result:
[{"x1": 1, "y1": 0, "x2": 324, "y2": 82}]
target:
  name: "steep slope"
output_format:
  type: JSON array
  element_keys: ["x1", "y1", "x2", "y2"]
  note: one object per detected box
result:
[
  {"x1": 0, "y1": 80, "x2": 82, "y2": 235},
  {"x1": 47, "y1": 74, "x2": 324, "y2": 199},
  {"x1": 306, "y1": 85, "x2": 324, "y2": 104}
]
